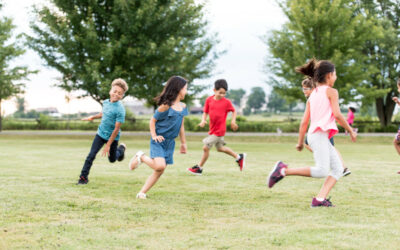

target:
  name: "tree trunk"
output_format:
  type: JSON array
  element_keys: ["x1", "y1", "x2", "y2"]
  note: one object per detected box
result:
[{"x1": 375, "y1": 93, "x2": 396, "y2": 127}]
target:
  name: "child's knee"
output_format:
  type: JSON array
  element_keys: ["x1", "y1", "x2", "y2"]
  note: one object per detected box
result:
[
  {"x1": 203, "y1": 145, "x2": 210, "y2": 152},
  {"x1": 155, "y1": 163, "x2": 166, "y2": 172},
  {"x1": 311, "y1": 167, "x2": 329, "y2": 178},
  {"x1": 216, "y1": 146, "x2": 225, "y2": 152}
]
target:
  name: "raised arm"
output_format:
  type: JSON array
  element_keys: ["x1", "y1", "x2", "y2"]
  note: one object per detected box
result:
[{"x1": 82, "y1": 112, "x2": 102, "y2": 121}]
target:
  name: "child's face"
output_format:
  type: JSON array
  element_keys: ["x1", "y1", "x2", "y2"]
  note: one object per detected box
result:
[
  {"x1": 302, "y1": 85, "x2": 313, "y2": 98},
  {"x1": 109, "y1": 85, "x2": 124, "y2": 102},
  {"x1": 327, "y1": 71, "x2": 337, "y2": 87},
  {"x1": 213, "y1": 88, "x2": 226, "y2": 100},
  {"x1": 178, "y1": 84, "x2": 188, "y2": 100}
]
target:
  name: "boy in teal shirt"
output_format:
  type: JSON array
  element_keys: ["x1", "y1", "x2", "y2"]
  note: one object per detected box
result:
[{"x1": 77, "y1": 78, "x2": 128, "y2": 184}]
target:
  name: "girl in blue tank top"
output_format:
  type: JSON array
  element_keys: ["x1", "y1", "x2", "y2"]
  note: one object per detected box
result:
[{"x1": 128, "y1": 76, "x2": 188, "y2": 199}]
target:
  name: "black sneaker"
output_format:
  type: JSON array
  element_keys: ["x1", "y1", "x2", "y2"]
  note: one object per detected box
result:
[
  {"x1": 117, "y1": 143, "x2": 126, "y2": 161},
  {"x1": 187, "y1": 165, "x2": 203, "y2": 176},
  {"x1": 343, "y1": 167, "x2": 351, "y2": 177},
  {"x1": 76, "y1": 176, "x2": 88, "y2": 185}
]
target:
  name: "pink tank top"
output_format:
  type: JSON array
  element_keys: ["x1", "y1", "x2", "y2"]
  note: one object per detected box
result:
[{"x1": 308, "y1": 85, "x2": 338, "y2": 138}]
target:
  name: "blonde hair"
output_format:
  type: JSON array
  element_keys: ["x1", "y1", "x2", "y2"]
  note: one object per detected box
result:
[
  {"x1": 111, "y1": 78, "x2": 128, "y2": 93},
  {"x1": 301, "y1": 77, "x2": 315, "y2": 89}
]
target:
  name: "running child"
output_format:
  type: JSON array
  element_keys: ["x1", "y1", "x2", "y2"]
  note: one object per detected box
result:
[
  {"x1": 268, "y1": 59, "x2": 356, "y2": 207},
  {"x1": 302, "y1": 77, "x2": 351, "y2": 177},
  {"x1": 187, "y1": 79, "x2": 245, "y2": 175},
  {"x1": 77, "y1": 78, "x2": 128, "y2": 185},
  {"x1": 346, "y1": 107, "x2": 357, "y2": 134},
  {"x1": 128, "y1": 76, "x2": 188, "y2": 199},
  {"x1": 391, "y1": 79, "x2": 400, "y2": 174}
]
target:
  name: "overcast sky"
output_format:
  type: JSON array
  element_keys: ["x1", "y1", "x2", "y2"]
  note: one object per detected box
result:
[{"x1": 1, "y1": 0, "x2": 286, "y2": 115}]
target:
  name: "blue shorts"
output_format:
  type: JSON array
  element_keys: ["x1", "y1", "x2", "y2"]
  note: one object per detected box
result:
[{"x1": 150, "y1": 138, "x2": 175, "y2": 165}]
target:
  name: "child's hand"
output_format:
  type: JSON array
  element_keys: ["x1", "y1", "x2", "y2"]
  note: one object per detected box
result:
[
  {"x1": 101, "y1": 144, "x2": 110, "y2": 157},
  {"x1": 296, "y1": 143, "x2": 304, "y2": 151},
  {"x1": 231, "y1": 122, "x2": 239, "y2": 131},
  {"x1": 82, "y1": 116, "x2": 93, "y2": 121},
  {"x1": 198, "y1": 120, "x2": 207, "y2": 127},
  {"x1": 152, "y1": 135, "x2": 165, "y2": 143},
  {"x1": 180, "y1": 143, "x2": 187, "y2": 154},
  {"x1": 393, "y1": 97, "x2": 399, "y2": 104},
  {"x1": 350, "y1": 131, "x2": 357, "y2": 142}
]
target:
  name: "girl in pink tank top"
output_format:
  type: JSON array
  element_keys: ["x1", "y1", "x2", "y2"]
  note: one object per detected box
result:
[{"x1": 268, "y1": 59, "x2": 357, "y2": 207}]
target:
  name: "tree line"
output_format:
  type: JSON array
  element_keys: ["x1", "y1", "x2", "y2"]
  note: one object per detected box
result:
[{"x1": 1, "y1": 0, "x2": 400, "y2": 131}]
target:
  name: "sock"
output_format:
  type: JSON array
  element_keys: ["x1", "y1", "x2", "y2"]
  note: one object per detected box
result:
[
  {"x1": 236, "y1": 155, "x2": 241, "y2": 160},
  {"x1": 198, "y1": 165, "x2": 203, "y2": 169},
  {"x1": 316, "y1": 197, "x2": 324, "y2": 202},
  {"x1": 280, "y1": 168, "x2": 286, "y2": 176}
]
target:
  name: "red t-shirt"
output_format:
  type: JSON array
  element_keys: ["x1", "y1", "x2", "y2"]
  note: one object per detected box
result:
[{"x1": 204, "y1": 96, "x2": 235, "y2": 136}]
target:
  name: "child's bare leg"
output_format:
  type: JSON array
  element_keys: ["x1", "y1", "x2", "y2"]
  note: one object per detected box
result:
[
  {"x1": 199, "y1": 145, "x2": 210, "y2": 167},
  {"x1": 216, "y1": 146, "x2": 238, "y2": 158},
  {"x1": 305, "y1": 144, "x2": 313, "y2": 152},
  {"x1": 393, "y1": 139, "x2": 400, "y2": 155},
  {"x1": 285, "y1": 167, "x2": 311, "y2": 177},
  {"x1": 316, "y1": 176, "x2": 337, "y2": 199},
  {"x1": 139, "y1": 157, "x2": 166, "y2": 194}
]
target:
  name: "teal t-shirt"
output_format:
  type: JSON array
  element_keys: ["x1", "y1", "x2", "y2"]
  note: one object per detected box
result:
[{"x1": 97, "y1": 99, "x2": 125, "y2": 141}]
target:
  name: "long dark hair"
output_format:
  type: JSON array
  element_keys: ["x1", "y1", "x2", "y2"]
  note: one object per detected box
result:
[
  {"x1": 154, "y1": 76, "x2": 188, "y2": 106},
  {"x1": 296, "y1": 58, "x2": 335, "y2": 83}
]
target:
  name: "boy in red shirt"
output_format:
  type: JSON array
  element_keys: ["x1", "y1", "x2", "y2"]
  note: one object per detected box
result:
[{"x1": 187, "y1": 79, "x2": 246, "y2": 175}]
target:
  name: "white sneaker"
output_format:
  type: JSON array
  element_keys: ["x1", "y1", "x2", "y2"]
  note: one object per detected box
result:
[
  {"x1": 136, "y1": 192, "x2": 147, "y2": 199},
  {"x1": 129, "y1": 150, "x2": 144, "y2": 170}
]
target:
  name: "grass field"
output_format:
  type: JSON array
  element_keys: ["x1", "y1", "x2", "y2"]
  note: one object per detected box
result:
[{"x1": 1, "y1": 133, "x2": 400, "y2": 249}]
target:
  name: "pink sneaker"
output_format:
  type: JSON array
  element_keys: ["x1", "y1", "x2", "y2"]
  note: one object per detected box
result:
[
  {"x1": 311, "y1": 197, "x2": 335, "y2": 207},
  {"x1": 267, "y1": 161, "x2": 288, "y2": 188}
]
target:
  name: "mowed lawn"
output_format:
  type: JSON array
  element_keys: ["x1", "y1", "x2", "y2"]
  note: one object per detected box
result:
[{"x1": 0, "y1": 133, "x2": 400, "y2": 249}]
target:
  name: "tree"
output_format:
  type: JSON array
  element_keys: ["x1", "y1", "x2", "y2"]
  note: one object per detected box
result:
[
  {"x1": 246, "y1": 87, "x2": 266, "y2": 113},
  {"x1": 265, "y1": 0, "x2": 380, "y2": 111},
  {"x1": 267, "y1": 90, "x2": 286, "y2": 113},
  {"x1": 27, "y1": 0, "x2": 220, "y2": 109},
  {"x1": 356, "y1": 0, "x2": 400, "y2": 126},
  {"x1": 226, "y1": 88, "x2": 246, "y2": 107},
  {"x1": 0, "y1": 4, "x2": 35, "y2": 131}
]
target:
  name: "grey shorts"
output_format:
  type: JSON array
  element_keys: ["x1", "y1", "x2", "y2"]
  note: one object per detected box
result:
[{"x1": 203, "y1": 135, "x2": 226, "y2": 149}]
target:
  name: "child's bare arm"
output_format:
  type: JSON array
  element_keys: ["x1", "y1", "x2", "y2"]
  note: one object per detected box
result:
[
  {"x1": 179, "y1": 119, "x2": 187, "y2": 153},
  {"x1": 82, "y1": 112, "x2": 102, "y2": 121},
  {"x1": 230, "y1": 110, "x2": 238, "y2": 131},
  {"x1": 328, "y1": 88, "x2": 356, "y2": 142},
  {"x1": 198, "y1": 112, "x2": 208, "y2": 127},
  {"x1": 296, "y1": 101, "x2": 310, "y2": 151},
  {"x1": 101, "y1": 122, "x2": 121, "y2": 157}
]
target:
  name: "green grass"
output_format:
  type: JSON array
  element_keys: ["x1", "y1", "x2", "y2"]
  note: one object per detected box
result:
[{"x1": 1, "y1": 134, "x2": 400, "y2": 249}]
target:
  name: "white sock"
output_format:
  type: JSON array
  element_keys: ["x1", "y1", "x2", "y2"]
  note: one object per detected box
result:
[
  {"x1": 236, "y1": 155, "x2": 241, "y2": 160},
  {"x1": 316, "y1": 197, "x2": 324, "y2": 202},
  {"x1": 280, "y1": 168, "x2": 286, "y2": 176}
]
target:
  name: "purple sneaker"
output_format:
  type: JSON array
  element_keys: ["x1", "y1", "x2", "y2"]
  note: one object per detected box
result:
[
  {"x1": 311, "y1": 197, "x2": 335, "y2": 207},
  {"x1": 267, "y1": 161, "x2": 288, "y2": 188}
]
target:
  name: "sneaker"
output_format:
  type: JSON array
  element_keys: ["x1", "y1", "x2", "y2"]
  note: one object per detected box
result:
[
  {"x1": 117, "y1": 143, "x2": 126, "y2": 161},
  {"x1": 311, "y1": 197, "x2": 335, "y2": 207},
  {"x1": 267, "y1": 161, "x2": 288, "y2": 188},
  {"x1": 136, "y1": 192, "x2": 147, "y2": 199},
  {"x1": 129, "y1": 150, "x2": 144, "y2": 170},
  {"x1": 236, "y1": 153, "x2": 246, "y2": 171},
  {"x1": 343, "y1": 167, "x2": 351, "y2": 177},
  {"x1": 76, "y1": 176, "x2": 88, "y2": 185},
  {"x1": 187, "y1": 165, "x2": 203, "y2": 176}
]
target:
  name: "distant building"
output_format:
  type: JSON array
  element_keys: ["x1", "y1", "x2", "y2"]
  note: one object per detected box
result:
[
  {"x1": 35, "y1": 107, "x2": 62, "y2": 118},
  {"x1": 123, "y1": 98, "x2": 154, "y2": 115},
  {"x1": 190, "y1": 106, "x2": 203, "y2": 114}
]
